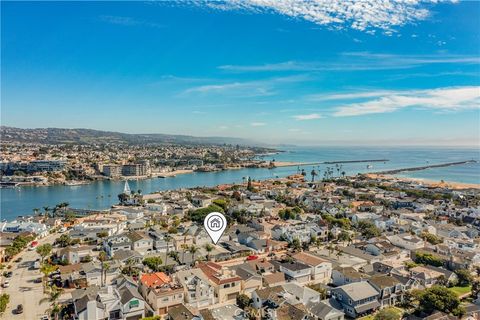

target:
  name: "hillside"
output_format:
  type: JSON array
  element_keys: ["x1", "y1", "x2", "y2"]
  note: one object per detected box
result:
[{"x1": 0, "y1": 126, "x2": 262, "y2": 146}]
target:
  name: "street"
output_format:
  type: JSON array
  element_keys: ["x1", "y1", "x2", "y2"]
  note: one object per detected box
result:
[{"x1": 0, "y1": 232, "x2": 57, "y2": 320}]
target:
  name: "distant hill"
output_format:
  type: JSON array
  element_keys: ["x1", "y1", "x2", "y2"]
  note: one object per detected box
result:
[{"x1": 0, "y1": 126, "x2": 262, "y2": 146}]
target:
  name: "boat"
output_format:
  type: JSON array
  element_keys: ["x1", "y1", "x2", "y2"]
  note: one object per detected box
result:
[
  {"x1": 0, "y1": 182, "x2": 19, "y2": 188},
  {"x1": 367, "y1": 164, "x2": 373, "y2": 169}
]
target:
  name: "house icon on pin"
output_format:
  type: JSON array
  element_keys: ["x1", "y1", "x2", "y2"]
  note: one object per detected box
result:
[{"x1": 210, "y1": 218, "x2": 221, "y2": 229}]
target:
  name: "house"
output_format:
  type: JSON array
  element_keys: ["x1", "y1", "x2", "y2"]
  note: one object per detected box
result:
[
  {"x1": 332, "y1": 282, "x2": 380, "y2": 318},
  {"x1": 410, "y1": 266, "x2": 458, "y2": 288},
  {"x1": 104, "y1": 234, "x2": 132, "y2": 257},
  {"x1": 139, "y1": 272, "x2": 184, "y2": 316},
  {"x1": 305, "y1": 298, "x2": 345, "y2": 320},
  {"x1": 368, "y1": 275, "x2": 406, "y2": 307},
  {"x1": 331, "y1": 267, "x2": 369, "y2": 287},
  {"x1": 57, "y1": 245, "x2": 94, "y2": 264},
  {"x1": 252, "y1": 285, "x2": 285, "y2": 312},
  {"x1": 191, "y1": 195, "x2": 213, "y2": 208},
  {"x1": 175, "y1": 268, "x2": 215, "y2": 310},
  {"x1": 148, "y1": 230, "x2": 176, "y2": 253},
  {"x1": 167, "y1": 304, "x2": 195, "y2": 320},
  {"x1": 387, "y1": 233, "x2": 425, "y2": 250},
  {"x1": 198, "y1": 262, "x2": 242, "y2": 303},
  {"x1": 293, "y1": 252, "x2": 332, "y2": 284},
  {"x1": 72, "y1": 284, "x2": 146, "y2": 320},
  {"x1": 282, "y1": 282, "x2": 321, "y2": 306},
  {"x1": 126, "y1": 231, "x2": 153, "y2": 255},
  {"x1": 277, "y1": 260, "x2": 312, "y2": 283},
  {"x1": 229, "y1": 264, "x2": 263, "y2": 296}
]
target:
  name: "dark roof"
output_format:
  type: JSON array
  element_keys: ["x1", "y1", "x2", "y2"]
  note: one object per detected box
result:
[
  {"x1": 167, "y1": 304, "x2": 195, "y2": 320},
  {"x1": 119, "y1": 286, "x2": 143, "y2": 304},
  {"x1": 279, "y1": 260, "x2": 310, "y2": 271}
]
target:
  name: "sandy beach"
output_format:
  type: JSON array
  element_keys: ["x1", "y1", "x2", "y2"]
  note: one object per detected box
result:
[
  {"x1": 273, "y1": 161, "x2": 323, "y2": 167},
  {"x1": 365, "y1": 173, "x2": 480, "y2": 190}
]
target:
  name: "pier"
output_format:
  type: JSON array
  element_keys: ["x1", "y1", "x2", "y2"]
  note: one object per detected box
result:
[{"x1": 373, "y1": 160, "x2": 477, "y2": 175}]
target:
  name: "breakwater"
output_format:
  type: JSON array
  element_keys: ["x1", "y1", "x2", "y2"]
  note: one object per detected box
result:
[{"x1": 374, "y1": 160, "x2": 477, "y2": 175}]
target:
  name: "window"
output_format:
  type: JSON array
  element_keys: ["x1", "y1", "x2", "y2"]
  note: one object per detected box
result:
[{"x1": 129, "y1": 299, "x2": 139, "y2": 308}]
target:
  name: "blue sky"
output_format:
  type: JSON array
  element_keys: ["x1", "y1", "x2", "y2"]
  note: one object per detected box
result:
[{"x1": 1, "y1": 0, "x2": 479, "y2": 146}]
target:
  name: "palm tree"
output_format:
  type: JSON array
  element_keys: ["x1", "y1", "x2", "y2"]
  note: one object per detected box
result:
[
  {"x1": 43, "y1": 206, "x2": 51, "y2": 218},
  {"x1": 204, "y1": 244, "x2": 213, "y2": 261},
  {"x1": 163, "y1": 234, "x2": 172, "y2": 268},
  {"x1": 98, "y1": 251, "x2": 107, "y2": 286},
  {"x1": 341, "y1": 171, "x2": 346, "y2": 178},
  {"x1": 188, "y1": 245, "x2": 199, "y2": 266},
  {"x1": 311, "y1": 169, "x2": 317, "y2": 182},
  {"x1": 103, "y1": 262, "x2": 110, "y2": 286},
  {"x1": 33, "y1": 208, "x2": 40, "y2": 216}
]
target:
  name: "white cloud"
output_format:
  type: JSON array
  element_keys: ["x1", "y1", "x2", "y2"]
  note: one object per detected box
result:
[
  {"x1": 218, "y1": 125, "x2": 229, "y2": 130},
  {"x1": 251, "y1": 122, "x2": 267, "y2": 126},
  {"x1": 99, "y1": 15, "x2": 163, "y2": 28},
  {"x1": 308, "y1": 90, "x2": 397, "y2": 101},
  {"x1": 182, "y1": 75, "x2": 309, "y2": 96},
  {"x1": 293, "y1": 113, "x2": 323, "y2": 120},
  {"x1": 219, "y1": 52, "x2": 480, "y2": 72},
  {"x1": 189, "y1": 0, "x2": 456, "y2": 34},
  {"x1": 333, "y1": 86, "x2": 480, "y2": 117}
]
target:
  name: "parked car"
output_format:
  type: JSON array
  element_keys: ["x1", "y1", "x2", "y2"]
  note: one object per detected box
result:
[
  {"x1": 2, "y1": 281, "x2": 10, "y2": 288},
  {"x1": 14, "y1": 257, "x2": 22, "y2": 263},
  {"x1": 34, "y1": 277, "x2": 43, "y2": 283},
  {"x1": 4, "y1": 271, "x2": 13, "y2": 278}
]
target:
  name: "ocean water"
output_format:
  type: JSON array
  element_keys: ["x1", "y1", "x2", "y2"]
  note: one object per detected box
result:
[{"x1": 1, "y1": 147, "x2": 479, "y2": 221}]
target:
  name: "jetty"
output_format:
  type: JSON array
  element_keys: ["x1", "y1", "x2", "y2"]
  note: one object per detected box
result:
[
  {"x1": 373, "y1": 160, "x2": 477, "y2": 175},
  {"x1": 323, "y1": 159, "x2": 389, "y2": 164}
]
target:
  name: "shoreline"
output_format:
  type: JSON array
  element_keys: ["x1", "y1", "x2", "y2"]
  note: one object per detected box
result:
[{"x1": 365, "y1": 173, "x2": 480, "y2": 190}]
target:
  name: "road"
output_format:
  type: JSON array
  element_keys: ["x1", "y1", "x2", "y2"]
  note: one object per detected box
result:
[{"x1": 0, "y1": 232, "x2": 57, "y2": 320}]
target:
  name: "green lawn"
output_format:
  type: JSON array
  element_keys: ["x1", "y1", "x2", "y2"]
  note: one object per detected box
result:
[{"x1": 450, "y1": 286, "x2": 472, "y2": 297}]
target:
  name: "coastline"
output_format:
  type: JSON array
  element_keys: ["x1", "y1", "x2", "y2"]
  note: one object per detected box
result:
[{"x1": 365, "y1": 173, "x2": 480, "y2": 190}]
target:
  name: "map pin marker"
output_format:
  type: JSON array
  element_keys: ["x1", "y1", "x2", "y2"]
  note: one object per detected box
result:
[{"x1": 204, "y1": 212, "x2": 227, "y2": 244}]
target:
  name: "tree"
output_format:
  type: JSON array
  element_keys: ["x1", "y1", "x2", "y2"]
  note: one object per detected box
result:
[
  {"x1": 122, "y1": 258, "x2": 139, "y2": 277},
  {"x1": 414, "y1": 252, "x2": 444, "y2": 267},
  {"x1": 0, "y1": 293, "x2": 9, "y2": 314},
  {"x1": 290, "y1": 238, "x2": 302, "y2": 252},
  {"x1": 143, "y1": 257, "x2": 163, "y2": 272},
  {"x1": 37, "y1": 243, "x2": 53, "y2": 263},
  {"x1": 455, "y1": 269, "x2": 473, "y2": 287},
  {"x1": 421, "y1": 232, "x2": 443, "y2": 245},
  {"x1": 56, "y1": 234, "x2": 71, "y2": 247},
  {"x1": 96, "y1": 231, "x2": 109, "y2": 239},
  {"x1": 374, "y1": 307, "x2": 402, "y2": 320},
  {"x1": 356, "y1": 220, "x2": 381, "y2": 239},
  {"x1": 417, "y1": 286, "x2": 463, "y2": 316},
  {"x1": 188, "y1": 204, "x2": 224, "y2": 223},
  {"x1": 188, "y1": 245, "x2": 199, "y2": 266},
  {"x1": 236, "y1": 293, "x2": 251, "y2": 309},
  {"x1": 204, "y1": 244, "x2": 213, "y2": 261}
]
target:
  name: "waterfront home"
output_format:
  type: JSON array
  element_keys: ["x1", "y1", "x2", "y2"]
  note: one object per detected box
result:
[
  {"x1": 198, "y1": 262, "x2": 242, "y2": 303},
  {"x1": 293, "y1": 252, "x2": 332, "y2": 284},
  {"x1": 332, "y1": 282, "x2": 380, "y2": 318},
  {"x1": 0, "y1": 221, "x2": 48, "y2": 237},
  {"x1": 175, "y1": 268, "x2": 216, "y2": 310},
  {"x1": 139, "y1": 272, "x2": 184, "y2": 316}
]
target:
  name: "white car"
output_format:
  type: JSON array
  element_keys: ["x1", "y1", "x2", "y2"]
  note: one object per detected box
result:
[{"x1": 2, "y1": 281, "x2": 10, "y2": 288}]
